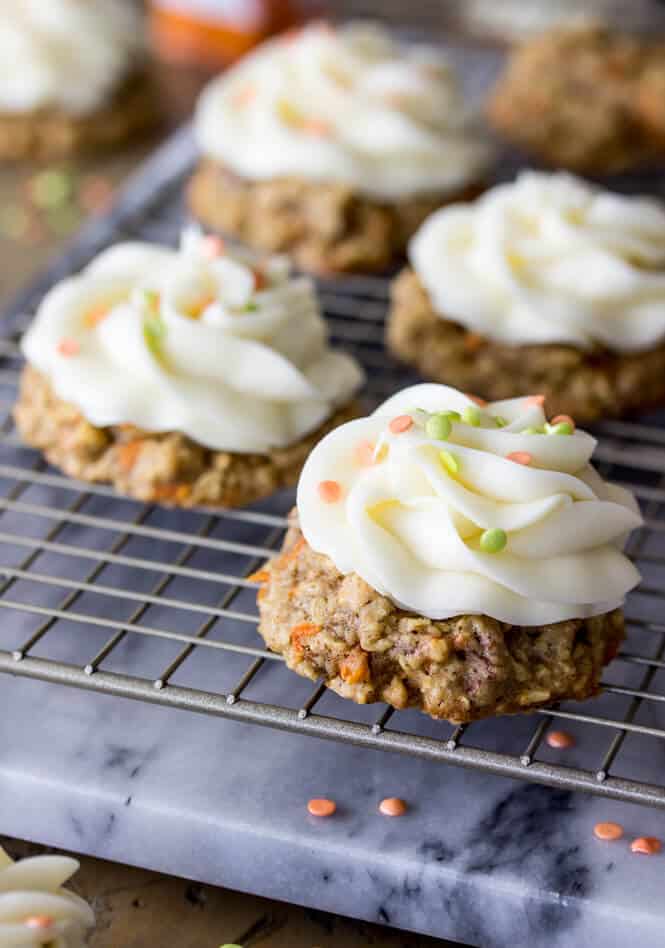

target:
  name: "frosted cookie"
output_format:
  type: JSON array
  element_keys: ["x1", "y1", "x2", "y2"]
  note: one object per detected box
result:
[
  {"x1": 189, "y1": 21, "x2": 493, "y2": 274},
  {"x1": 0, "y1": 0, "x2": 156, "y2": 159},
  {"x1": 254, "y1": 383, "x2": 641, "y2": 723},
  {"x1": 15, "y1": 230, "x2": 364, "y2": 507},
  {"x1": 387, "y1": 171, "x2": 665, "y2": 424},
  {"x1": 487, "y1": 23, "x2": 665, "y2": 173},
  {"x1": 0, "y1": 844, "x2": 94, "y2": 946}
]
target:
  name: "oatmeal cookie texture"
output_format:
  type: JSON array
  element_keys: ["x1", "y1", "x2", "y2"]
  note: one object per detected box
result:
[
  {"x1": 487, "y1": 24, "x2": 665, "y2": 173},
  {"x1": 387, "y1": 269, "x2": 665, "y2": 425},
  {"x1": 254, "y1": 518, "x2": 625, "y2": 723},
  {"x1": 188, "y1": 160, "x2": 475, "y2": 275},
  {"x1": 0, "y1": 72, "x2": 158, "y2": 160},
  {"x1": 14, "y1": 367, "x2": 359, "y2": 508}
]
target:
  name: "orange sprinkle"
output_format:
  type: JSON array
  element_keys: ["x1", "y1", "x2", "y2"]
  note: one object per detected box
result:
[
  {"x1": 84, "y1": 303, "x2": 110, "y2": 328},
  {"x1": 389, "y1": 415, "x2": 413, "y2": 434},
  {"x1": 525, "y1": 394, "x2": 546, "y2": 407},
  {"x1": 594, "y1": 822, "x2": 624, "y2": 841},
  {"x1": 551, "y1": 414, "x2": 576, "y2": 431},
  {"x1": 546, "y1": 730, "x2": 575, "y2": 749},
  {"x1": 201, "y1": 235, "x2": 225, "y2": 259},
  {"x1": 631, "y1": 836, "x2": 662, "y2": 855},
  {"x1": 232, "y1": 83, "x2": 256, "y2": 108},
  {"x1": 379, "y1": 797, "x2": 407, "y2": 817},
  {"x1": 186, "y1": 293, "x2": 216, "y2": 319},
  {"x1": 318, "y1": 480, "x2": 342, "y2": 503},
  {"x1": 57, "y1": 337, "x2": 79, "y2": 357},
  {"x1": 465, "y1": 393, "x2": 488, "y2": 407},
  {"x1": 506, "y1": 451, "x2": 532, "y2": 466},
  {"x1": 25, "y1": 917, "x2": 54, "y2": 930},
  {"x1": 354, "y1": 439, "x2": 377, "y2": 467},
  {"x1": 248, "y1": 569, "x2": 269, "y2": 584},
  {"x1": 308, "y1": 798, "x2": 336, "y2": 817},
  {"x1": 302, "y1": 118, "x2": 332, "y2": 137}
]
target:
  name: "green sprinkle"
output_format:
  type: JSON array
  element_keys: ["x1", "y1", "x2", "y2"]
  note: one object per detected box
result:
[
  {"x1": 521, "y1": 426, "x2": 545, "y2": 435},
  {"x1": 243, "y1": 300, "x2": 258, "y2": 312},
  {"x1": 462, "y1": 405, "x2": 481, "y2": 427},
  {"x1": 480, "y1": 528, "x2": 507, "y2": 554},
  {"x1": 441, "y1": 410, "x2": 461, "y2": 422},
  {"x1": 493, "y1": 415, "x2": 508, "y2": 428},
  {"x1": 143, "y1": 289, "x2": 160, "y2": 311},
  {"x1": 425, "y1": 413, "x2": 452, "y2": 441},
  {"x1": 439, "y1": 449, "x2": 459, "y2": 475},
  {"x1": 545, "y1": 421, "x2": 574, "y2": 435},
  {"x1": 143, "y1": 311, "x2": 166, "y2": 357}
]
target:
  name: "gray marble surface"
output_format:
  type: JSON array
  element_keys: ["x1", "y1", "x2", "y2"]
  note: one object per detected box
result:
[{"x1": 0, "y1": 475, "x2": 664, "y2": 948}]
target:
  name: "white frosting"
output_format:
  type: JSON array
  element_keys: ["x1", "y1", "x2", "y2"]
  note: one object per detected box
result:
[
  {"x1": 21, "y1": 230, "x2": 364, "y2": 454},
  {"x1": 0, "y1": 846, "x2": 94, "y2": 947},
  {"x1": 0, "y1": 0, "x2": 144, "y2": 115},
  {"x1": 410, "y1": 171, "x2": 665, "y2": 352},
  {"x1": 298, "y1": 383, "x2": 642, "y2": 626},
  {"x1": 195, "y1": 20, "x2": 493, "y2": 201}
]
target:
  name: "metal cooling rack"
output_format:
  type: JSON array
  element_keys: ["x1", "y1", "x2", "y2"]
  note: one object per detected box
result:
[{"x1": 3, "y1": 124, "x2": 665, "y2": 810}]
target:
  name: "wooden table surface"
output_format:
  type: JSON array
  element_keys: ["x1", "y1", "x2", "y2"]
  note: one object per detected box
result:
[{"x1": 0, "y1": 64, "x2": 456, "y2": 948}]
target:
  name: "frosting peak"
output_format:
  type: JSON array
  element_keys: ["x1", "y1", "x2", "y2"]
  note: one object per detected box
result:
[
  {"x1": 298, "y1": 383, "x2": 642, "y2": 626},
  {"x1": 0, "y1": 0, "x2": 144, "y2": 115},
  {"x1": 21, "y1": 230, "x2": 364, "y2": 454},
  {"x1": 0, "y1": 845, "x2": 94, "y2": 947},
  {"x1": 410, "y1": 171, "x2": 665, "y2": 352},
  {"x1": 195, "y1": 21, "x2": 493, "y2": 200}
]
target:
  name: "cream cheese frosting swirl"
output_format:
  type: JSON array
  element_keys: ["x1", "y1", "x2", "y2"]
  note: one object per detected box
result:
[
  {"x1": 0, "y1": 0, "x2": 144, "y2": 115},
  {"x1": 21, "y1": 230, "x2": 364, "y2": 454},
  {"x1": 298, "y1": 383, "x2": 642, "y2": 626},
  {"x1": 195, "y1": 20, "x2": 493, "y2": 201},
  {"x1": 410, "y1": 171, "x2": 665, "y2": 352},
  {"x1": 0, "y1": 846, "x2": 94, "y2": 947}
]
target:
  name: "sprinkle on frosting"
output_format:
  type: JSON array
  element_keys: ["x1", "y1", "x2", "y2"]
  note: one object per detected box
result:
[
  {"x1": 466, "y1": 393, "x2": 488, "y2": 407},
  {"x1": 20, "y1": 228, "x2": 364, "y2": 455},
  {"x1": 425, "y1": 412, "x2": 452, "y2": 441},
  {"x1": 462, "y1": 405, "x2": 481, "y2": 427},
  {"x1": 354, "y1": 439, "x2": 377, "y2": 467},
  {"x1": 318, "y1": 480, "x2": 343, "y2": 503},
  {"x1": 551, "y1": 414, "x2": 576, "y2": 432},
  {"x1": 297, "y1": 382, "x2": 643, "y2": 626},
  {"x1": 409, "y1": 171, "x2": 665, "y2": 354},
  {"x1": 25, "y1": 916, "x2": 54, "y2": 929},
  {"x1": 57, "y1": 338, "x2": 79, "y2": 357},
  {"x1": 506, "y1": 451, "x2": 533, "y2": 466},
  {"x1": 389, "y1": 415, "x2": 413, "y2": 434},
  {"x1": 195, "y1": 21, "x2": 493, "y2": 202},
  {"x1": 526, "y1": 394, "x2": 546, "y2": 407}
]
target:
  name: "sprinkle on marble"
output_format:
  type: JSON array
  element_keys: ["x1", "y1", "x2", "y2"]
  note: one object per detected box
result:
[
  {"x1": 480, "y1": 528, "x2": 507, "y2": 554},
  {"x1": 425, "y1": 413, "x2": 452, "y2": 441},
  {"x1": 506, "y1": 451, "x2": 532, "y2": 466},
  {"x1": 389, "y1": 415, "x2": 413, "y2": 434},
  {"x1": 308, "y1": 798, "x2": 337, "y2": 817},
  {"x1": 465, "y1": 393, "x2": 487, "y2": 407},
  {"x1": 551, "y1": 414, "x2": 576, "y2": 432},
  {"x1": 318, "y1": 480, "x2": 342, "y2": 503},
  {"x1": 462, "y1": 405, "x2": 481, "y2": 427},
  {"x1": 631, "y1": 837, "x2": 662, "y2": 855},
  {"x1": 594, "y1": 822, "x2": 624, "y2": 841},
  {"x1": 57, "y1": 337, "x2": 80, "y2": 357},
  {"x1": 439, "y1": 449, "x2": 459, "y2": 475},
  {"x1": 525, "y1": 394, "x2": 546, "y2": 407},
  {"x1": 25, "y1": 916, "x2": 54, "y2": 930},
  {"x1": 546, "y1": 730, "x2": 575, "y2": 749},
  {"x1": 379, "y1": 797, "x2": 407, "y2": 817}
]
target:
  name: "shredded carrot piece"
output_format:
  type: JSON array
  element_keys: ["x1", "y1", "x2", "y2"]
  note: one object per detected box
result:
[
  {"x1": 248, "y1": 569, "x2": 270, "y2": 584},
  {"x1": 118, "y1": 440, "x2": 143, "y2": 472},
  {"x1": 290, "y1": 622, "x2": 321, "y2": 650},
  {"x1": 340, "y1": 647, "x2": 370, "y2": 684},
  {"x1": 152, "y1": 482, "x2": 191, "y2": 503}
]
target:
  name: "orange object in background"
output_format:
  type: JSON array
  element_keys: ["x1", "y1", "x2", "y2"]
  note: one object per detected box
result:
[{"x1": 148, "y1": 0, "x2": 306, "y2": 69}]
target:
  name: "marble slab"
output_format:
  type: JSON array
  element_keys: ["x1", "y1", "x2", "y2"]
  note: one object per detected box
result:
[{"x1": 0, "y1": 474, "x2": 665, "y2": 948}]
